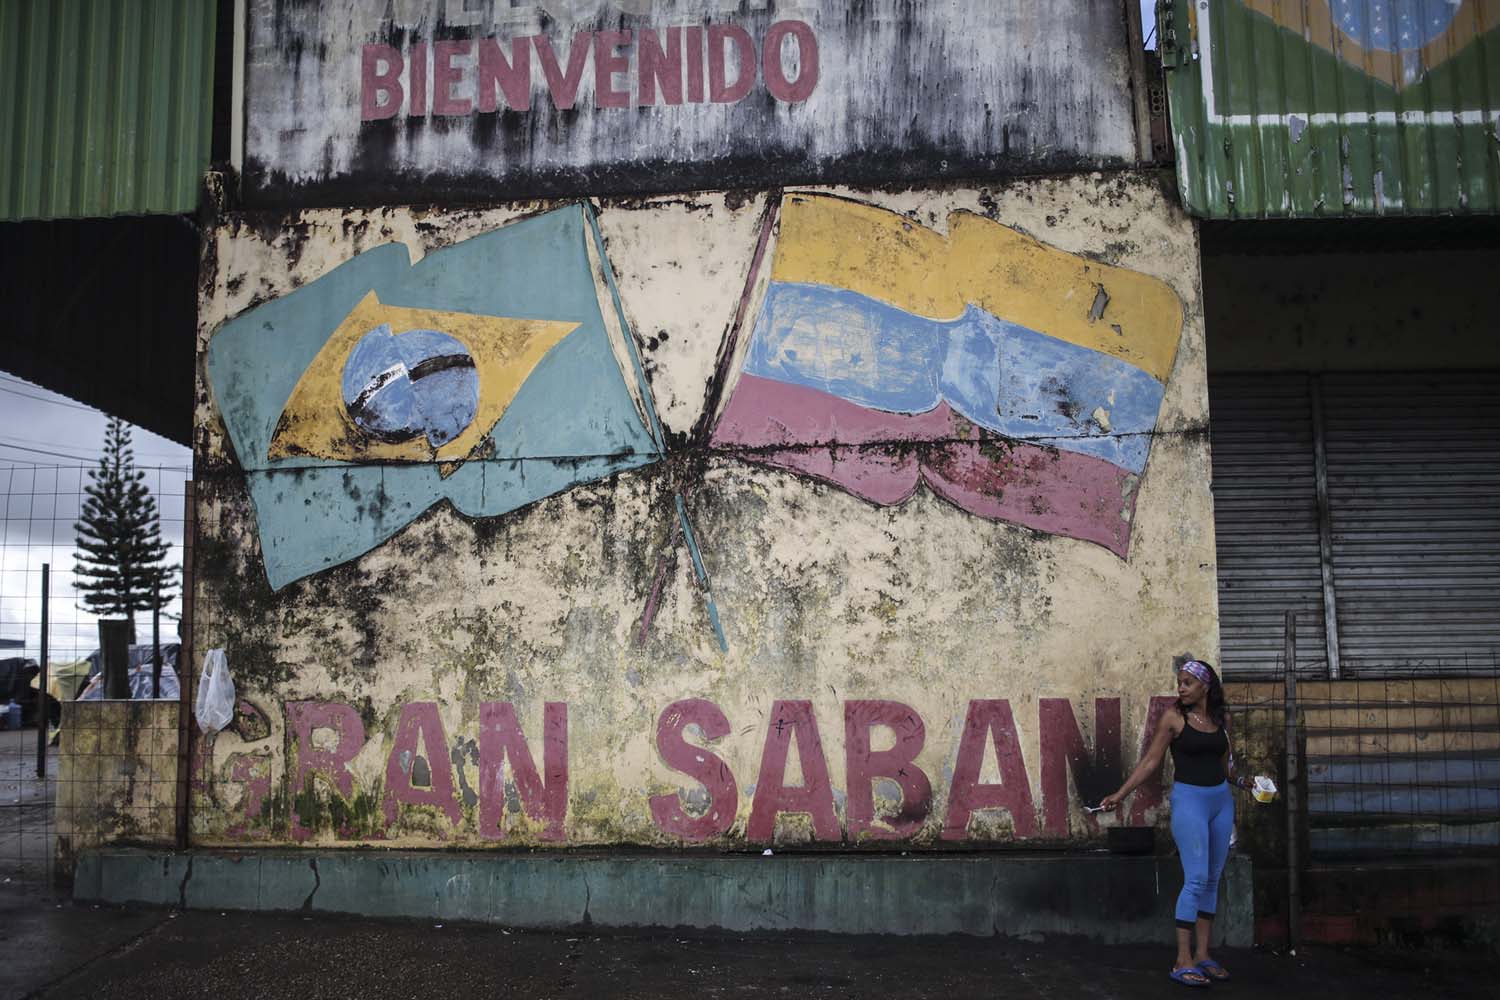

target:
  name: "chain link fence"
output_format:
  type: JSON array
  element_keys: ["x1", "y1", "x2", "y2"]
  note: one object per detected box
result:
[{"x1": 1, "y1": 464, "x2": 187, "y2": 888}]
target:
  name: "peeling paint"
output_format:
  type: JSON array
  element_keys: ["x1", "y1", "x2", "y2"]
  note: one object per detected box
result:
[
  {"x1": 1166, "y1": 0, "x2": 1500, "y2": 217},
  {"x1": 242, "y1": 1, "x2": 1138, "y2": 207},
  {"x1": 192, "y1": 173, "x2": 1214, "y2": 849}
]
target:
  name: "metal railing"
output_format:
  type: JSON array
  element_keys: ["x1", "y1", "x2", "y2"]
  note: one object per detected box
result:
[{"x1": 1227, "y1": 611, "x2": 1500, "y2": 946}]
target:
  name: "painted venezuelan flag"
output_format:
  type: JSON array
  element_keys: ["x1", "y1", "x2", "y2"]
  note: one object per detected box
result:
[{"x1": 709, "y1": 194, "x2": 1184, "y2": 557}]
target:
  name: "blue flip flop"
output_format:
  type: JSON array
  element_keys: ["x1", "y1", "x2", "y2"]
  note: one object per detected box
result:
[
  {"x1": 1171, "y1": 967, "x2": 1212, "y2": 988},
  {"x1": 1196, "y1": 958, "x2": 1230, "y2": 982}
]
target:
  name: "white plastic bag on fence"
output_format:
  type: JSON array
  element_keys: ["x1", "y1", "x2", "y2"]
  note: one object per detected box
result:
[{"x1": 194, "y1": 648, "x2": 235, "y2": 734}]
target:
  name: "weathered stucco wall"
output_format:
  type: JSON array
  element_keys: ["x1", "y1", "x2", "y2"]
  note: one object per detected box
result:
[
  {"x1": 192, "y1": 172, "x2": 1216, "y2": 849},
  {"x1": 243, "y1": 0, "x2": 1139, "y2": 206},
  {"x1": 56, "y1": 701, "x2": 179, "y2": 870}
]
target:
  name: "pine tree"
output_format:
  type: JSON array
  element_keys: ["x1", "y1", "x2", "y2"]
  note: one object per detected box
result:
[{"x1": 73, "y1": 418, "x2": 177, "y2": 633}]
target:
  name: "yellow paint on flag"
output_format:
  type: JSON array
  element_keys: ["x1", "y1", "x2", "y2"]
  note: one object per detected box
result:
[
  {"x1": 268, "y1": 291, "x2": 578, "y2": 470},
  {"x1": 770, "y1": 194, "x2": 1184, "y2": 383}
]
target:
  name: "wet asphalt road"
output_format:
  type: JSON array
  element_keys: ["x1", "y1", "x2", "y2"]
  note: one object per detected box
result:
[{"x1": 4, "y1": 893, "x2": 1488, "y2": 1000}]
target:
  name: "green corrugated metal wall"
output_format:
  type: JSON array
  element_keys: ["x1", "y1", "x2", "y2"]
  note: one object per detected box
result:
[
  {"x1": 0, "y1": 0, "x2": 216, "y2": 221},
  {"x1": 1162, "y1": 0, "x2": 1500, "y2": 218}
]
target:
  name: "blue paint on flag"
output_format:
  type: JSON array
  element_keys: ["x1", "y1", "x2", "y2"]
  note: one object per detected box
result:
[
  {"x1": 1331, "y1": 0, "x2": 1460, "y2": 53},
  {"x1": 342, "y1": 325, "x2": 479, "y2": 448},
  {"x1": 742, "y1": 281, "x2": 1164, "y2": 472}
]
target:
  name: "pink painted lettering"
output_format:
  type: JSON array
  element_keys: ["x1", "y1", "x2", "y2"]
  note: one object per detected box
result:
[
  {"x1": 844, "y1": 700, "x2": 930, "y2": 840},
  {"x1": 432, "y1": 40, "x2": 472, "y2": 115},
  {"x1": 360, "y1": 21, "x2": 821, "y2": 123},
  {"x1": 762, "y1": 20, "x2": 818, "y2": 102},
  {"x1": 684, "y1": 25, "x2": 705, "y2": 103},
  {"x1": 746, "y1": 700, "x2": 838, "y2": 842},
  {"x1": 361, "y1": 44, "x2": 404, "y2": 120},
  {"x1": 1039, "y1": 698, "x2": 1122, "y2": 836},
  {"x1": 383, "y1": 702, "x2": 462, "y2": 828},
  {"x1": 477, "y1": 36, "x2": 531, "y2": 112},
  {"x1": 637, "y1": 26, "x2": 682, "y2": 106},
  {"x1": 1129, "y1": 695, "x2": 1179, "y2": 825},
  {"x1": 593, "y1": 30, "x2": 632, "y2": 109},
  {"x1": 707, "y1": 24, "x2": 755, "y2": 103},
  {"x1": 649, "y1": 698, "x2": 738, "y2": 841},
  {"x1": 478, "y1": 701, "x2": 568, "y2": 841},
  {"x1": 534, "y1": 32, "x2": 592, "y2": 111},
  {"x1": 224, "y1": 749, "x2": 273, "y2": 838},
  {"x1": 409, "y1": 42, "x2": 429, "y2": 116},
  {"x1": 941, "y1": 699, "x2": 1037, "y2": 840},
  {"x1": 286, "y1": 701, "x2": 366, "y2": 841}
]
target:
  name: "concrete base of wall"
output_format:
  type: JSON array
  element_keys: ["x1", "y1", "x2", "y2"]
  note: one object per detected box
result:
[{"x1": 74, "y1": 848, "x2": 1252, "y2": 945}]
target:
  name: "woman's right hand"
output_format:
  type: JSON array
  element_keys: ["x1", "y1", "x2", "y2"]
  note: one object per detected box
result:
[{"x1": 1098, "y1": 790, "x2": 1125, "y2": 811}]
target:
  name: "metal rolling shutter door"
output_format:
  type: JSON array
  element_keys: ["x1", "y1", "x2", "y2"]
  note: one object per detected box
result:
[
  {"x1": 1208, "y1": 375, "x2": 1330, "y2": 676},
  {"x1": 1321, "y1": 373, "x2": 1500, "y2": 675}
]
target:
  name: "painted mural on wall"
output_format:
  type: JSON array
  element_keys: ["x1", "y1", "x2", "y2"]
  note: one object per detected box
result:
[
  {"x1": 195, "y1": 177, "x2": 1216, "y2": 849},
  {"x1": 207, "y1": 195, "x2": 1183, "y2": 592},
  {"x1": 243, "y1": 0, "x2": 1138, "y2": 207},
  {"x1": 195, "y1": 693, "x2": 1183, "y2": 844},
  {"x1": 207, "y1": 205, "x2": 661, "y2": 589},
  {"x1": 709, "y1": 194, "x2": 1182, "y2": 558}
]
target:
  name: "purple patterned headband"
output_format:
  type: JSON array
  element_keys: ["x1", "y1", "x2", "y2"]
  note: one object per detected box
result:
[{"x1": 1179, "y1": 660, "x2": 1213, "y2": 685}]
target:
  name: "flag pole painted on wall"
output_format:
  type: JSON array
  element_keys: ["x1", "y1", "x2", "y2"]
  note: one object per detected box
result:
[
  {"x1": 583, "y1": 203, "x2": 666, "y2": 450},
  {"x1": 584, "y1": 203, "x2": 728, "y2": 653},
  {"x1": 676, "y1": 494, "x2": 728, "y2": 653},
  {"x1": 625, "y1": 192, "x2": 782, "y2": 652}
]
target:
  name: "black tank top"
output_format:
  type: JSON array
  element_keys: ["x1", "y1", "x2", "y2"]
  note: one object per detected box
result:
[{"x1": 1171, "y1": 721, "x2": 1228, "y2": 787}]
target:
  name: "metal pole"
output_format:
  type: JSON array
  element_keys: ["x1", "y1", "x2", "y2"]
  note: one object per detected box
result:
[
  {"x1": 174, "y1": 479, "x2": 196, "y2": 850},
  {"x1": 35, "y1": 563, "x2": 49, "y2": 779},
  {"x1": 1309, "y1": 376, "x2": 1343, "y2": 679},
  {"x1": 1283, "y1": 610, "x2": 1302, "y2": 949},
  {"x1": 151, "y1": 586, "x2": 162, "y2": 700},
  {"x1": 100, "y1": 620, "x2": 132, "y2": 700}
]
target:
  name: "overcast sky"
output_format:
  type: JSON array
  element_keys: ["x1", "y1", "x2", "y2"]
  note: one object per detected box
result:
[{"x1": 0, "y1": 370, "x2": 190, "y2": 664}]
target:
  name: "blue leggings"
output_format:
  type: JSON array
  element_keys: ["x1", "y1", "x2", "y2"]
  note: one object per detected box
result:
[{"x1": 1170, "y1": 781, "x2": 1234, "y2": 928}]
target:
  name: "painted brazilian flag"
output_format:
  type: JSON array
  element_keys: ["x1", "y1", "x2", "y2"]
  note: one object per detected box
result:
[{"x1": 207, "y1": 205, "x2": 661, "y2": 590}]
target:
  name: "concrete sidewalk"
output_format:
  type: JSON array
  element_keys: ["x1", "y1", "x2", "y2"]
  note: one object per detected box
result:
[
  {"x1": 0, "y1": 884, "x2": 166, "y2": 1000},
  {"x1": 2, "y1": 884, "x2": 1490, "y2": 1000},
  {"x1": 0, "y1": 727, "x2": 55, "y2": 888}
]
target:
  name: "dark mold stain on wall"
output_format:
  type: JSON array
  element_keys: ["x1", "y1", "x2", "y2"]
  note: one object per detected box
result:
[{"x1": 244, "y1": 1, "x2": 1136, "y2": 210}]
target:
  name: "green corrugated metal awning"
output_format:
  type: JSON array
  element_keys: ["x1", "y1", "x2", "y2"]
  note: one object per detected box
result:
[
  {"x1": 0, "y1": 0, "x2": 216, "y2": 221},
  {"x1": 1162, "y1": 0, "x2": 1500, "y2": 218}
]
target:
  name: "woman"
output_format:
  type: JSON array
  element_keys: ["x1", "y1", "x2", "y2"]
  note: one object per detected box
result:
[{"x1": 1100, "y1": 658, "x2": 1253, "y2": 988}]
